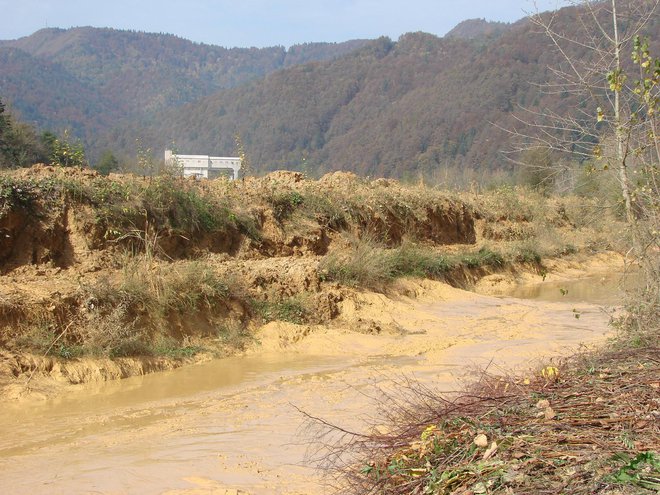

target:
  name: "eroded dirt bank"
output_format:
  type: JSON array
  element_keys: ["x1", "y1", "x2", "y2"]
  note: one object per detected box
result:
[
  {"x1": 0, "y1": 250, "x2": 624, "y2": 400},
  {"x1": 0, "y1": 264, "x2": 625, "y2": 495},
  {"x1": 0, "y1": 166, "x2": 626, "y2": 399},
  {"x1": 0, "y1": 165, "x2": 631, "y2": 493}
]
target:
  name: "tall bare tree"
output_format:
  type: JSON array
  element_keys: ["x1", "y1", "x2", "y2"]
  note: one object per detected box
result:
[
  {"x1": 511, "y1": 0, "x2": 659, "y2": 310},
  {"x1": 511, "y1": 0, "x2": 658, "y2": 239}
]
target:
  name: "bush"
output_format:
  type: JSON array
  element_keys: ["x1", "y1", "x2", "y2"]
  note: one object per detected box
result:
[
  {"x1": 50, "y1": 130, "x2": 87, "y2": 168},
  {"x1": 300, "y1": 191, "x2": 348, "y2": 230},
  {"x1": 320, "y1": 235, "x2": 396, "y2": 288},
  {"x1": 320, "y1": 237, "x2": 458, "y2": 289},
  {"x1": 78, "y1": 258, "x2": 231, "y2": 356},
  {"x1": 268, "y1": 190, "x2": 304, "y2": 222},
  {"x1": 143, "y1": 176, "x2": 224, "y2": 233},
  {"x1": 0, "y1": 175, "x2": 63, "y2": 216},
  {"x1": 390, "y1": 243, "x2": 454, "y2": 278}
]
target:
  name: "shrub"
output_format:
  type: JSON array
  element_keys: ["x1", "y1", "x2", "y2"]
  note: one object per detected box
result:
[
  {"x1": 79, "y1": 258, "x2": 231, "y2": 356},
  {"x1": 50, "y1": 130, "x2": 87, "y2": 168},
  {"x1": 268, "y1": 190, "x2": 304, "y2": 222},
  {"x1": 216, "y1": 320, "x2": 252, "y2": 350},
  {"x1": 79, "y1": 303, "x2": 147, "y2": 357},
  {"x1": 143, "y1": 176, "x2": 223, "y2": 233},
  {"x1": 320, "y1": 235, "x2": 396, "y2": 288},
  {"x1": 0, "y1": 176, "x2": 64, "y2": 216},
  {"x1": 512, "y1": 245, "x2": 543, "y2": 264},
  {"x1": 390, "y1": 244, "x2": 454, "y2": 278},
  {"x1": 503, "y1": 237, "x2": 548, "y2": 264},
  {"x1": 321, "y1": 237, "x2": 457, "y2": 289},
  {"x1": 478, "y1": 185, "x2": 536, "y2": 221},
  {"x1": 300, "y1": 191, "x2": 348, "y2": 230}
]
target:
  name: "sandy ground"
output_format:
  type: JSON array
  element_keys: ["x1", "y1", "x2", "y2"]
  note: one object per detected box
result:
[{"x1": 0, "y1": 254, "x2": 626, "y2": 495}]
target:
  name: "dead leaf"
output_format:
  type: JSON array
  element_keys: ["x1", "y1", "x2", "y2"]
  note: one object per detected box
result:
[
  {"x1": 473, "y1": 482, "x2": 487, "y2": 494},
  {"x1": 483, "y1": 441, "x2": 498, "y2": 460},
  {"x1": 474, "y1": 434, "x2": 488, "y2": 447},
  {"x1": 544, "y1": 407, "x2": 556, "y2": 420},
  {"x1": 541, "y1": 366, "x2": 560, "y2": 381},
  {"x1": 536, "y1": 399, "x2": 550, "y2": 409}
]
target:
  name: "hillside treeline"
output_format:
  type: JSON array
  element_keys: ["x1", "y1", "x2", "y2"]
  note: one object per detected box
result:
[{"x1": 1, "y1": 2, "x2": 659, "y2": 182}]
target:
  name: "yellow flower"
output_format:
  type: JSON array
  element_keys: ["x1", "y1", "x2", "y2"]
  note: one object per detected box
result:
[{"x1": 541, "y1": 366, "x2": 560, "y2": 381}]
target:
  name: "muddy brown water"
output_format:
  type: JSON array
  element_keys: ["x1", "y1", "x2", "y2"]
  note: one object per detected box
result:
[{"x1": 0, "y1": 275, "x2": 627, "y2": 495}]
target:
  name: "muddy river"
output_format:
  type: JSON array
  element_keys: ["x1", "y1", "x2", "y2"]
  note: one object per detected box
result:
[{"x1": 0, "y1": 273, "x2": 627, "y2": 494}]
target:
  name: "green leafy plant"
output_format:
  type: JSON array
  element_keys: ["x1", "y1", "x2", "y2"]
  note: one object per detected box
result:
[
  {"x1": 50, "y1": 130, "x2": 87, "y2": 168},
  {"x1": 459, "y1": 247, "x2": 505, "y2": 268},
  {"x1": 269, "y1": 190, "x2": 304, "y2": 222},
  {"x1": 610, "y1": 452, "x2": 660, "y2": 491}
]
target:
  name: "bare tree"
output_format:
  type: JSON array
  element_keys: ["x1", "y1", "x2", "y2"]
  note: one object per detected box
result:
[{"x1": 510, "y1": 1, "x2": 658, "y2": 279}]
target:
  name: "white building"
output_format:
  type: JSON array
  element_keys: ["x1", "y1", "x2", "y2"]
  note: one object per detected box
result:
[{"x1": 164, "y1": 150, "x2": 241, "y2": 180}]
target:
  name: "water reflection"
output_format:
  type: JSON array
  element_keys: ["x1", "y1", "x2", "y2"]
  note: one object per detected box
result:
[{"x1": 506, "y1": 271, "x2": 640, "y2": 305}]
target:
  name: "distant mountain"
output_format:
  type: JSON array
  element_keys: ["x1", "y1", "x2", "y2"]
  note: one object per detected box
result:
[
  {"x1": 97, "y1": 30, "x2": 534, "y2": 177},
  {"x1": 2, "y1": 4, "x2": 658, "y2": 178},
  {"x1": 108, "y1": 3, "x2": 655, "y2": 179},
  {"x1": 445, "y1": 19, "x2": 511, "y2": 40},
  {"x1": 0, "y1": 46, "x2": 118, "y2": 137},
  {"x1": 0, "y1": 27, "x2": 370, "y2": 128}
]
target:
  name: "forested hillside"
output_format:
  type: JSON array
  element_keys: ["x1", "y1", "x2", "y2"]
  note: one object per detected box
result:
[
  {"x1": 0, "y1": 47, "x2": 118, "y2": 137},
  {"x1": 0, "y1": 27, "x2": 368, "y2": 145},
  {"x1": 116, "y1": 3, "x2": 655, "y2": 179},
  {"x1": 445, "y1": 19, "x2": 511, "y2": 40},
  {"x1": 91, "y1": 7, "x2": 571, "y2": 177},
  {"x1": 2, "y1": 3, "x2": 658, "y2": 179}
]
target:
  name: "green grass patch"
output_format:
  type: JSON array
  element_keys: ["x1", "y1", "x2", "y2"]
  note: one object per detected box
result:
[
  {"x1": 250, "y1": 296, "x2": 310, "y2": 324},
  {"x1": 458, "y1": 247, "x2": 505, "y2": 269},
  {"x1": 268, "y1": 190, "x2": 305, "y2": 222},
  {"x1": 320, "y1": 236, "x2": 396, "y2": 288},
  {"x1": 390, "y1": 244, "x2": 454, "y2": 278},
  {"x1": 321, "y1": 236, "x2": 512, "y2": 290}
]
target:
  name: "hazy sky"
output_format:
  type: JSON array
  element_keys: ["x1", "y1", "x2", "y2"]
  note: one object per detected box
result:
[{"x1": 1, "y1": 0, "x2": 569, "y2": 47}]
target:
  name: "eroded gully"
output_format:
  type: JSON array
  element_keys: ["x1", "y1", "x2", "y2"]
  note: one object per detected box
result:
[{"x1": 0, "y1": 272, "x2": 628, "y2": 494}]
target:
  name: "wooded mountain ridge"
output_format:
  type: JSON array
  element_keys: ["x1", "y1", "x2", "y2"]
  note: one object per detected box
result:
[
  {"x1": 0, "y1": 27, "x2": 369, "y2": 149},
  {"x1": 1, "y1": 4, "x2": 658, "y2": 179}
]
